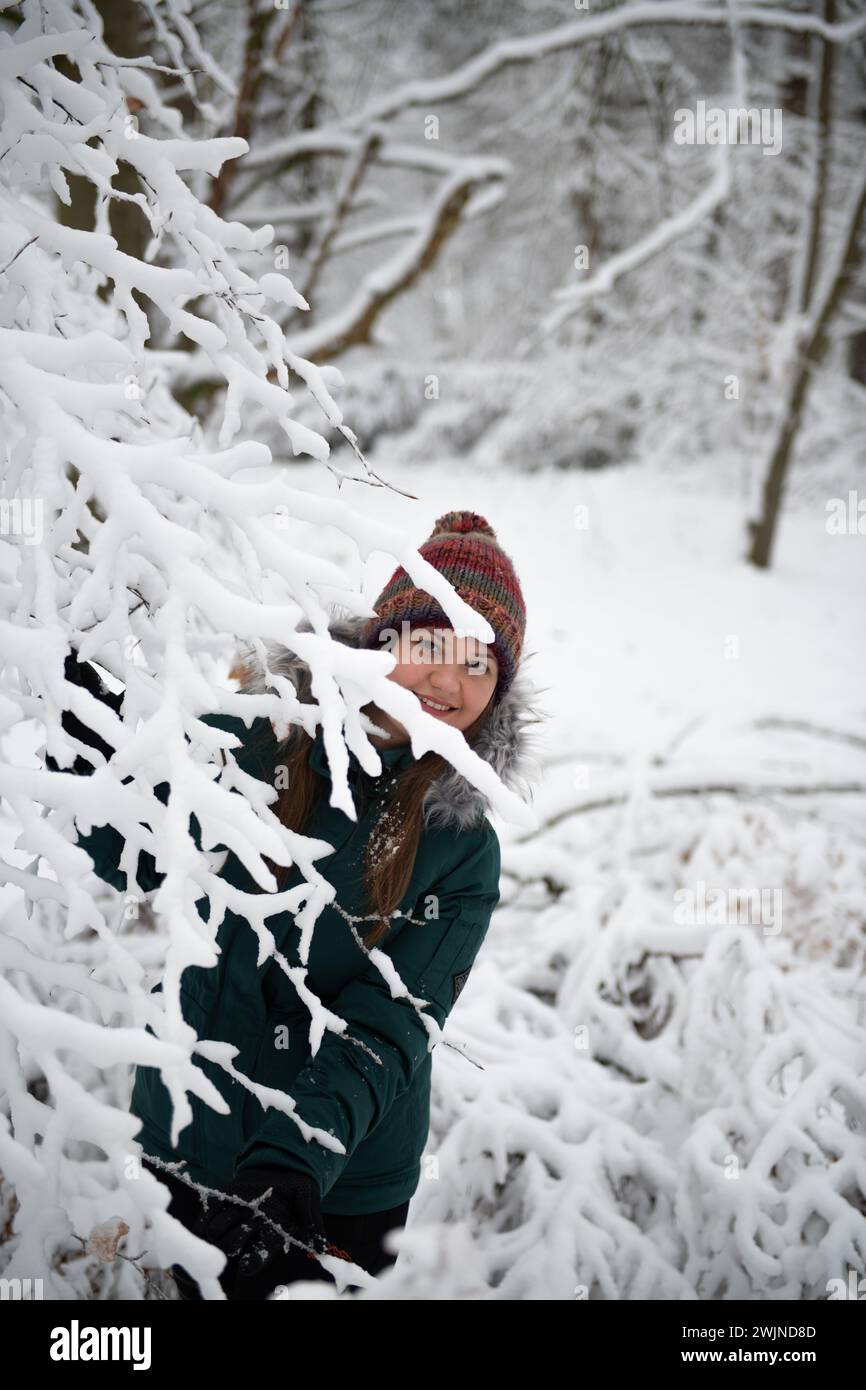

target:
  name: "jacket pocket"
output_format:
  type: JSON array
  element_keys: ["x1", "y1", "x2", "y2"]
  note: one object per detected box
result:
[
  {"x1": 415, "y1": 910, "x2": 492, "y2": 1014},
  {"x1": 335, "y1": 1055, "x2": 432, "y2": 1188}
]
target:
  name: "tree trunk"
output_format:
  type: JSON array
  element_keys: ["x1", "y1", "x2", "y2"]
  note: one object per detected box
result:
[
  {"x1": 746, "y1": 0, "x2": 840, "y2": 569},
  {"x1": 747, "y1": 166, "x2": 866, "y2": 568},
  {"x1": 56, "y1": 0, "x2": 150, "y2": 264}
]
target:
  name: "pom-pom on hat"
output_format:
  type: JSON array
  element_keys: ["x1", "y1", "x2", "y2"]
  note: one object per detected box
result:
[{"x1": 360, "y1": 510, "x2": 526, "y2": 698}]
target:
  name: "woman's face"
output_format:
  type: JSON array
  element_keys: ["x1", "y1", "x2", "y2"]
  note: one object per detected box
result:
[{"x1": 364, "y1": 624, "x2": 498, "y2": 745}]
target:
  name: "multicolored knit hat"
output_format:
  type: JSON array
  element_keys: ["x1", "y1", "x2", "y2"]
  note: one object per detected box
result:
[{"x1": 360, "y1": 510, "x2": 526, "y2": 698}]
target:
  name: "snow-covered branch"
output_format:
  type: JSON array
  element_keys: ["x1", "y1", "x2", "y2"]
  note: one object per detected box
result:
[
  {"x1": 306, "y1": 3, "x2": 866, "y2": 137},
  {"x1": 0, "y1": 0, "x2": 528, "y2": 1299},
  {"x1": 532, "y1": 150, "x2": 731, "y2": 346}
]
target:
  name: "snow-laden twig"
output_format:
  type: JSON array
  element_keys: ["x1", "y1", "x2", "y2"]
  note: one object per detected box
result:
[{"x1": 414, "y1": 784, "x2": 866, "y2": 1298}]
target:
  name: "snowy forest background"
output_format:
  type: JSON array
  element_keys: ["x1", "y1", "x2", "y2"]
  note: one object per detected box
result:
[{"x1": 1, "y1": 0, "x2": 865, "y2": 1301}]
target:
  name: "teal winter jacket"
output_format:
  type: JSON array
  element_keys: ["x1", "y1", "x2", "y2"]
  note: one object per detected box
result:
[{"x1": 73, "y1": 615, "x2": 535, "y2": 1216}]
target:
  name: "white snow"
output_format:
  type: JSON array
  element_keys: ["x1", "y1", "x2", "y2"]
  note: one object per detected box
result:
[{"x1": 0, "y1": 0, "x2": 863, "y2": 1305}]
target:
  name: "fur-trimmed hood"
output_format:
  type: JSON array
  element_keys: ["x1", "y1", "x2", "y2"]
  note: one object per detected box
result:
[{"x1": 232, "y1": 612, "x2": 546, "y2": 832}]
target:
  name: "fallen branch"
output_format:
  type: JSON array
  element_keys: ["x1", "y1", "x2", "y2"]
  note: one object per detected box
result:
[
  {"x1": 753, "y1": 717, "x2": 866, "y2": 752},
  {"x1": 519, "y1": 774, "x2": 866, "y2": 840}
]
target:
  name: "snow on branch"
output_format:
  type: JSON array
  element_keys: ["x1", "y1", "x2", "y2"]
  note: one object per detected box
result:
[
  {"x1": 286, "y1": 158, "x2": 509, "y2": 363},
  {"x1": 531, "y1": 149, "x2": 732, "y2": 347},
  {"x1": 520, "y1": 767, "x2": 866, "y2": 837},
  {"x1": 312, "y1": 3, "x2": 866, "y2": 135}
]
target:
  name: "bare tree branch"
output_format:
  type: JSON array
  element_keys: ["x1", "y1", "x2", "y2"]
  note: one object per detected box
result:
[
  {"x1": 293, "y1": 126, "x2": 383, "y2": 312},
  {"x1": 208, "y1": 0, "x2": 283, "y2": 216},
  {"x1": 795, "y1": 0, "x2": 836, "y2": 315}
]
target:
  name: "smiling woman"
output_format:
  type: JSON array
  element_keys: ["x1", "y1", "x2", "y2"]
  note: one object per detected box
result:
[{"x1": 248, "y1": 511, "x2": 528, "y2": 960}]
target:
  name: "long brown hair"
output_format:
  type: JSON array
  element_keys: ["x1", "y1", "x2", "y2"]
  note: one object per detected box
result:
[{"x1": 232, "y1": 657, "x2": 497, "y2": 949}]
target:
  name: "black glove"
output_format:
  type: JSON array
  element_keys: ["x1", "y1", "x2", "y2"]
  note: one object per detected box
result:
[
  {"x1": 192, "y1": 1166, "x2": 329, "y2": 1299},
  {"x1": 45, "y1": 649, "x2": 124, "y2": 775}
]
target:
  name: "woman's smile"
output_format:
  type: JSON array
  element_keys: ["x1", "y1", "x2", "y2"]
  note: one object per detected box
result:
[{"x1": 416, "y1": 692, "x2": 457, "y2": 715}]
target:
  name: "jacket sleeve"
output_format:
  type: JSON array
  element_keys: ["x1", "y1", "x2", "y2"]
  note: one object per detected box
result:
[
  {"x1": 73, "y1": 782, "x2": 174, "y2": 896},
  {"x1": 73, "y1": 711, "x2": 263, "y2": 894},
  {"x1": 233, "y1": 821, "x2": 501, "y2": 1197},
  {"x1": 44, "y1": 655, "x2": 262, "y2": 894}
]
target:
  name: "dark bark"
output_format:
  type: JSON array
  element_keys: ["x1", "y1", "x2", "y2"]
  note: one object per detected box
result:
[
  {"x1": 56, "y1": 0, "x2": 150, "y2": 262},
  {"x1": 746, "y1": 0, "x2": 859, "y2": 569},
  {"x1": 746, "y1": 164, "x2": 866, "y2": 568}
]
